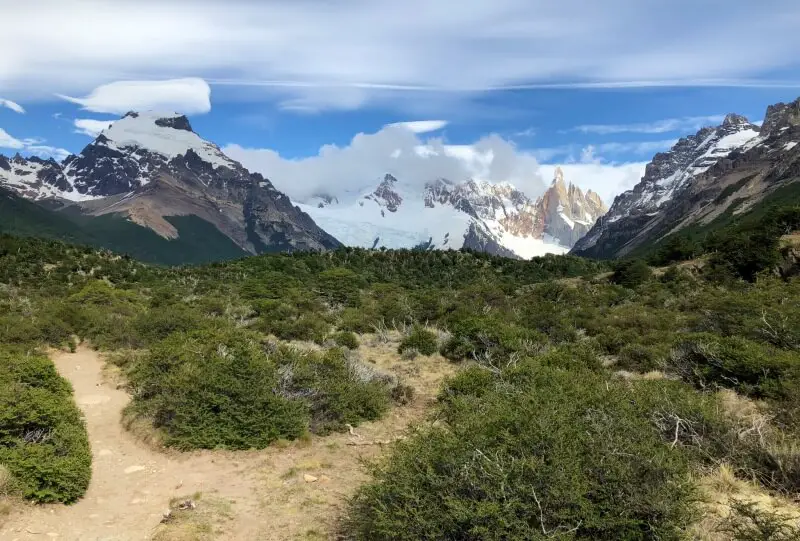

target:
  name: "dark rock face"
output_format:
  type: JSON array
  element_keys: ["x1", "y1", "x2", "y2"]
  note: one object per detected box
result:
[
  {"x1": 368, "y1": 174, "x2": 403, "y2": 212},
  {"x1": 63, "y1": 140, "x2": 148, "y2": 196},
  {"x1": 155, "y1": 115, "x2": 193, "y2": 132},
  {"x1": 462, "y1": 222, "x2": 520, "y2": 259},
  {"x1": 761, "y1": 98, "x2": 800, "y2": 136}
]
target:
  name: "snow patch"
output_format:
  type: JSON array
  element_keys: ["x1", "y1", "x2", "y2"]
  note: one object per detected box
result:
[{"x1": 100, "y1": 112, "x2": 236, "y2": 170}]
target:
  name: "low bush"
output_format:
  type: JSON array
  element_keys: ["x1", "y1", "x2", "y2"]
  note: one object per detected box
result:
[
  {"x1": 0, "y1": 351, "x2": 91, "y2": 503},
  {"x1": 272, "y1": 347, "x2": 392, "y2": 435},
  {"x1": 344, "y1": 363, "x2": 697, "y2": 540},
  {"x1": 398, "y1": 326, "x2": 438, "y2": 356},
  {"x1": 126, "y1": 329, "x2": 308, "y2": 450},
  {"x1": 333, "y1": 331, "x2": 360, "y2": 350},
  {"x1": 125, "y1": 330, "x2": 394, "y2": 448}
]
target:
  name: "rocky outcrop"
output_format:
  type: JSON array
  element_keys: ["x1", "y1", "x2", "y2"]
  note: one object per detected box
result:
[{"x1": 366, "y1": 174, "x2": 403, "y2": 212}]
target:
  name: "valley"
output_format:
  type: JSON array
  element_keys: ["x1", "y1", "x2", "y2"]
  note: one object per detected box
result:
[{"x1": 2, "y1": 84, "x2": 800, "y2": 541}]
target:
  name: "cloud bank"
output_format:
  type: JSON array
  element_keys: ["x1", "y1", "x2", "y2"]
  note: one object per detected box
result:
[
  {"x1": 224, "y1": 125, "x2": 646, "y2": 206},
  {"x1": 2, "y1": 0, "x2": 799, "y2": 111}
]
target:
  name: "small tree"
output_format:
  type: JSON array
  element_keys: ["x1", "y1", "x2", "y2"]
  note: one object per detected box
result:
[{"x1": 611, "y1": 259, "x2": 652, "y2": 288}]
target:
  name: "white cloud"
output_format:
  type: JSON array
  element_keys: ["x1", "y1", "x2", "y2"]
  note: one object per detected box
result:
[
  {"x1": 1, "y1": 1, "x2": 799, "y2": 111},
  {"x1": 224, "y1": 126, "x2": 545, "y2": 202},
  {"x1": 0, "y1": 128, "x2": 24, "y2": 149},
  {"x1": 223, "y1": 124, "x2": 649, "y2": 207},
  {"x1": 74, "y1": 118, "x2": 115, "y2": 137},
  {"x1": 0, "y1": 98, "x2": 25, "y2": 114},
  {"x1": 387, "y1": 120, "x2": 448, "y2": 134},
  {"x1": 24, "y1": 145, "x2": 71, "y2": 161},
  {"x1": 572, "y1": 115, "x2": 726, "y2": 135},
  {"x1": 593, "y1": 139, "x2": 678, "y2": 155},
  {"x1": 58, "y1": 78, "x2": 211, "y2": 115},
  {"x1": 514, "y1": 127, "x2": 536, "y2": 138},
  {"x1": 533, "y1": 139, "x2": 676, "y2": 163},
  {"x1": 0, "y1": 126, "x2": 70, "y2": 160}
]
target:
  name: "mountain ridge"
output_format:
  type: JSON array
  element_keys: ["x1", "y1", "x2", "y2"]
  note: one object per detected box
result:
[{"x1": 570, "y1": 101, "x2": 800, "y2": 259}]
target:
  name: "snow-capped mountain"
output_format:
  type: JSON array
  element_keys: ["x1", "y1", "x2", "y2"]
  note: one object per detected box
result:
[
  {"x1": 572, "y1": 99, "x2": 800, "y2": 258},
  {"x1": 0, "y1": 112, "x2": 340, "y2": 255},
  {"x1": 297, "y1": 168, "x2": 607, "y2": 259}
]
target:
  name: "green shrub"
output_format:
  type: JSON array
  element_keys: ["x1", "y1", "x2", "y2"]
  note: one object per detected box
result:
[
  {"x1": 0, "y1": 351, "x2": 91, "y2": 503},
  {"x1": 272, "y1": 347, "x2": 391, "y2": 435},
  {"x1": 398, "y1": 326, "x2": 438, "y2": 356},
  {"x1": 126, "y1": 328, "x2": 307, "y2": 450},
  {"x1": 344, "y1": 363, "x2": 696, "y2": 540},
  {"x1": 333, "y1": 331, "x2": 360, "y2": 350},
  {"x1": 610, "y1": 259, "x2": 653, "y2": 288},
  {"x1": 707, "y1": 231, "x2": 781, "y2": 282},
  {"x1": 667, "y1": 335, "x2": 799, "y2": 403},
  {"x1": 617, "y1": 343, "x2": 666, "y2": 373}
]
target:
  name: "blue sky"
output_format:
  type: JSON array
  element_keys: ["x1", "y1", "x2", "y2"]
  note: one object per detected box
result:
[{"x1": 2, "y1": 0, "x2": 800, "y2": 203}]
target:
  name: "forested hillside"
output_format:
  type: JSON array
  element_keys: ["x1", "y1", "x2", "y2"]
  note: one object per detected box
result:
[{"x1": 1, "y1": 210, "x2": 799, "y2": 538}]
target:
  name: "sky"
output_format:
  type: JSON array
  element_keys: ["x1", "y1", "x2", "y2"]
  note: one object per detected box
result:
[{"x1": 2, "y1": 0, "x2": 800, "y2": 205}]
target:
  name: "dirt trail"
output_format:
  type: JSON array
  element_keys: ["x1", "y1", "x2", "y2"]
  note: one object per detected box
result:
[{"x1": 3, "y1": 343, "x2": 454, "y2": 540}]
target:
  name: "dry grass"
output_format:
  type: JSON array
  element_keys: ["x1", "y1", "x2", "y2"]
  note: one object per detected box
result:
[
  {"x1": 689, "y1": 391, "x2": 800, "y2": 539},
  {"x1": 151, "y1": 492, "x2": 234, "y2": 541},
  {"x1": 691, "y1": 464, "x2": 800, "y2": 540},
  {"x1": 0, "y1": 465, "x2": 20, "y2": 528}
]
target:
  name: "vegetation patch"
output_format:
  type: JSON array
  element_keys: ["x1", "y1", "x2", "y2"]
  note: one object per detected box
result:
[{"x1": 0, "y1": 351, "x2": 91, "y2": 503}]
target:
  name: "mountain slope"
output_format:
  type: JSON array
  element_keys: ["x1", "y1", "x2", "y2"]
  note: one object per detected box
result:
[
  {"x1": 570, "y1": 107, "x2": 797, "y2": 258},
  {"x1": 0, "y1": 112, "x2": 340, "y2": 260},
  {"x1": 298, "y1": 168, "x2": 606, "y2": 259},
  {"x1": 0, "y1": 186, "x2": 248, "y2": 265}
]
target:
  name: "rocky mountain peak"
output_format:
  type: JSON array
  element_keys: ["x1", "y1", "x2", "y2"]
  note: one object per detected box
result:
[
  {"x1": 367, "y1": 173, "x2": 403, "y2": 212},
  {"x1": 761, "y1": 98, "x2": 800, "y2": 136},
  {"x1": 722, "y1": 113, "x2": 751, "y2": 128},
  {"x1": 154, "y1": 114, "x2": 193, "y2": 132},
  {"x1": 552, "y1": 166, "x2": 566, "y2": 187}
]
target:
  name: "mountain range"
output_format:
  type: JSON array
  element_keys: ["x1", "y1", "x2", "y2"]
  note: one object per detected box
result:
[
  {"x1": 573, "y1": 98, "x2": 800, "y2": 258},
  {"x1": 3, "y1": 96, "x2": 798, "y2": 265},
  {"x1": 0, "y1": 112, "x2": 605, "y2": 263},
  {"x1": 297, "y1": 167, "x2": 606, "y2": 259}
]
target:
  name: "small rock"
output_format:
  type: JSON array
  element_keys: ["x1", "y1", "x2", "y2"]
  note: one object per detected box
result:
[
  {"x1": 124, "y1": 465, "x2": 145, "y2": 474},
  {"x1": 303, "y1": 474, "x2": 318, "y2": 483},
  {"x1": 178, "y1": 499, "x2": 196, "y2": 510},
  {"x1": 319, "y1": 475, "x2": 331, "y2": 483}
]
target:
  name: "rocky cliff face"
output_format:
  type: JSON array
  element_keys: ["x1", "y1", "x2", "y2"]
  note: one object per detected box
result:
[
  {"x1": 572, "y1": 99, "x2": 800, "y2": 259},
  {"x1": 0, "y1": 112, "x2": 341, "y2": 255}
]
